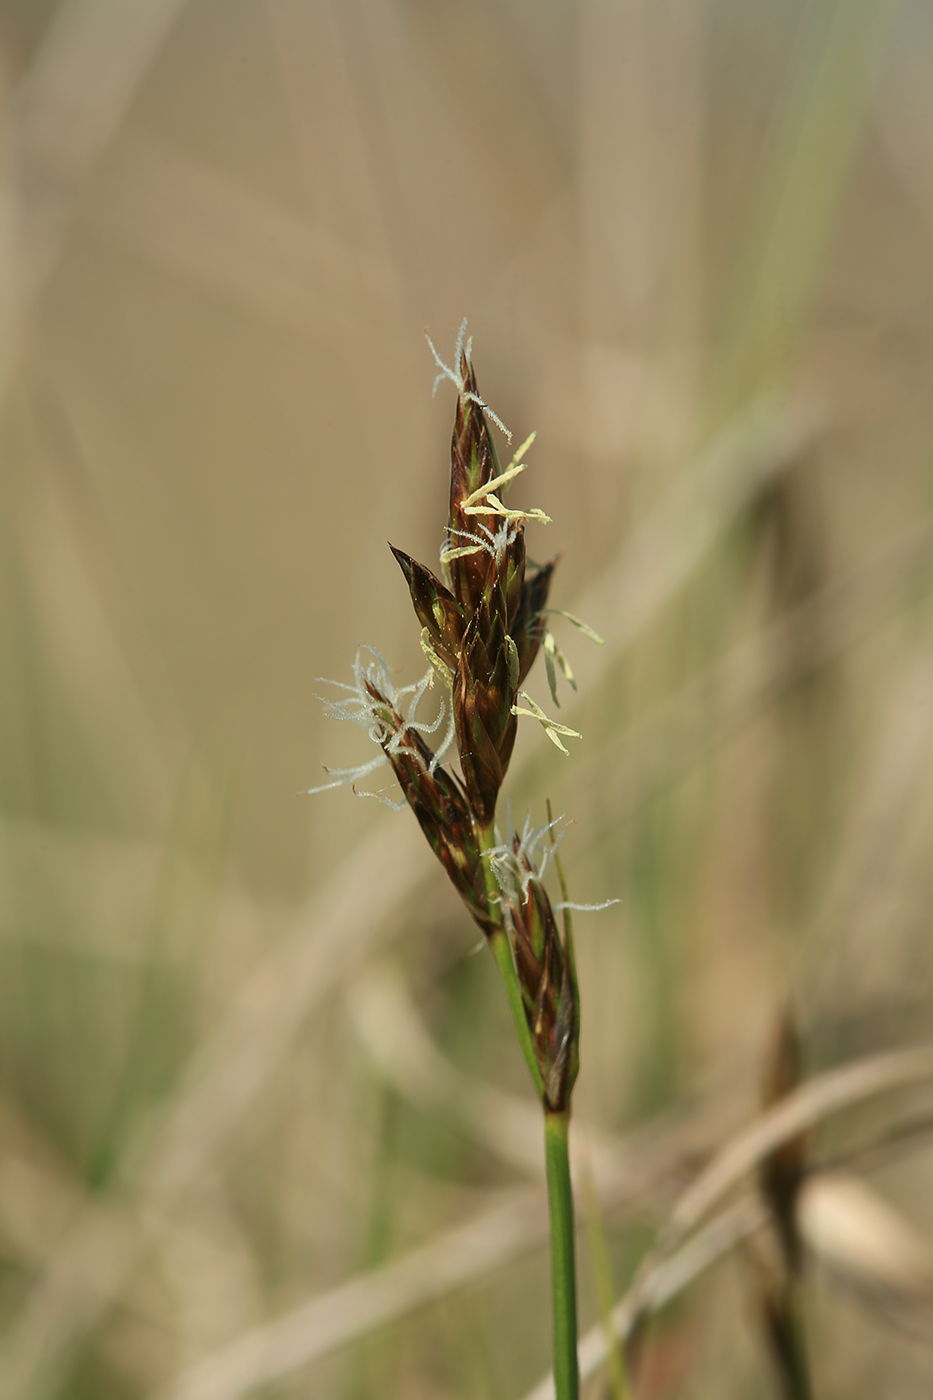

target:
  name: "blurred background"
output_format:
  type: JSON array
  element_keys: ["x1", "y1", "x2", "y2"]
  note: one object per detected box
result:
[{"x1": 2, "y1": 0, "x2": 933, "y2": 1395}]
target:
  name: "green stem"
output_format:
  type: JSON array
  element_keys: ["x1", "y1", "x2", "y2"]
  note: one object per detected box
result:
[
  {"x1": 545, "y1": 1109, "x2": 579, "y2": 1400},
  {"x1": 474, "y1": 822, "x2": 578, "y2": 1392},
  {"x1": 476, "y1": 822, "x2": 545, "y2": 1100},
  {"x1": 487, "y1": 928, "x2": 545, "y2": 1099}
]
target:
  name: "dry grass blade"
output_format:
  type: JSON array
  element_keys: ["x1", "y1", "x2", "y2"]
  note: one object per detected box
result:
[
  {"x1": 89, "y1": 135, "x2": 396, "y2": 342},
  {"x1": 626, "y1": 1047, "x2": 933, "y2": 1329},
  {"x1": 709, "y1": 0, "x2": 897, "y2": 413},
  {"x1": 140, "y1": 821, "x2": 422, "y2": 1204},
  {"x1": 800, "y1": 1173, "x2": 933, "y2": 1308},
  {"x1": 555, "y1": 1167, "x2": 933, "y2": 1400},
  {"x1": 157, "y1": 1185, "x2": 550, "y2": 1400},
  {"x1": 154, "y1": 1086, "x2": 737, "y2": 1400},
  {"x1": 524, "y1": 1047, "x2": 933, "y2": 1400},
  {"x1": 348, "y1": 961, "x2": 547, "y2": 1177},
  {"x1": 577, "y1": 513, "x2": 933, "y2": 829},
  {"x1": 1, "y1": 0, "x2": 191, "y2": 396},
  {"x1": 0, "y1": 819, "x2": 422, "y2": 1399},
  {"x1": 349, "y1": 961, "x2": 635, "y2": 1179},
  {"x1": 524, "y1": 1197, "x2": 769, "y2": 1400},
  {"x1": 805, "y1": 650, "x2": 933, "y2": 1030},
  {"x1": 576, "y1": 394, "x2": 819, "y2": 653}
]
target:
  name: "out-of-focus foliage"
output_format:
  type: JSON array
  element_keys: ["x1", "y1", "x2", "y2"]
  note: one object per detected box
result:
[{"x1": 1, "y1": 1, "x2": 933, "y2": 1396}]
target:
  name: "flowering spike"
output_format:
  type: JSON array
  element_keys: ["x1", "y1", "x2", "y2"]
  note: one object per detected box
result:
[
  {"x1": 308, "y1": 331, "x2": 597, "y2": 1093},
  {"x1": 308, "y1": 327, "x2": 601, "y2": 1394}
]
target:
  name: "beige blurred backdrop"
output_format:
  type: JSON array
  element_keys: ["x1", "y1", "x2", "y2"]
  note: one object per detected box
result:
[{"x1": 3, "y1": 2, "x2": 933, "y2": 1397}]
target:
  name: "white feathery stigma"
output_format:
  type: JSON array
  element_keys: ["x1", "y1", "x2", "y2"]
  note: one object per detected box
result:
[
  {"x1": 553, "y1": 898, "x2": 620, "y2": 914},
  {"x1": 425, "y1": 317, "x2": 513, "y2": 442},
  {"x1": 461, "y1": 432, "x2": 550, "y2": 526},
  {"x1": 483, "y1": 809, "x2": 568, "y2": 903},
  {"x1": 440, "y1": 516, "x2": 516, "y2": 568},
  {"x1": 306, "y1": 647, "x2": 449, "y2": 802}
]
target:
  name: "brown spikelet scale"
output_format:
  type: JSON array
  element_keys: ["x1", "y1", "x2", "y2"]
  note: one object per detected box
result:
[
  {"x1": 497, "y1": 843, "x2": 579, "y2": 1113},
  {"x1": 446, "y1": 355, "x2": 502, "y2": 613},
  {"x1": 453, "y1": 612, "x2": 518, "y2": 827},
  {"x1": 360, "y1": 678, "x2": 492, "y2": 934},
  {"x1": 389, "y1": 545, "x2": 466, "y2": 675}
]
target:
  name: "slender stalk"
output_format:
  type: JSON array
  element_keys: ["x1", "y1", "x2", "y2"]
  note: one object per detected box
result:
[
  {"x1": 487, "y1": 929, "x2": 545, "y2": 1099},
  {"x1": 477, "y1": 820, "x2": 579, "y2": 1394},
  {"x1": 476, "y1": 821, "x2": 545, "y2": 1100},
  {"x1": 313, "y1": 329, "x2": 587, "y2": 1398},
  {"x1": 544, "y1": 1109, "x2": 579, "y2": 1400}
]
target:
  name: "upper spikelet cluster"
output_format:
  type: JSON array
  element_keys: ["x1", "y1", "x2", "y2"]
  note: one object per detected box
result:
[
  {"x1": 391, "y1": 329, "x2": 557, "y2": 825},
  {"x1": 309, "y1": 321, "x2": 602, "y2": 1110}
]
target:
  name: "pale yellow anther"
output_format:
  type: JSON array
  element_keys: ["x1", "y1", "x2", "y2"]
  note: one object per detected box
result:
[
  {"x1": 464, "y1": 493, "x2": 552, "y2": 525},
  {"x1": 441, "y1": 543, "x2": 484, "y2": 563},
  {"x1": 542, "y1": 609, "x2": 605, "y2": 645},
  {"x1": 507, "y1": 430, "x2": 537, "y2": 471},
  {"x1": 544, "y1": 631, "x2": 577, "y2": 707},
  {"x1": 461, "y1": 432, "x2": 538, "y2": 509},
  {"x1": 420, "y1": 628, "x2": 454, "y2": 684},
  {"x1": 459, "y1": 431, "x2": 550, "y2": 526},
  {"x1": 511, "y1": 691, "x2": 582, "y2": 756}
]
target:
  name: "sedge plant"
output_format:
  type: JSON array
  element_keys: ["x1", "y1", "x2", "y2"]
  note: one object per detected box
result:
[{"x1": 309, "y1": 320, "x2": 605, "y2": 1398}]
